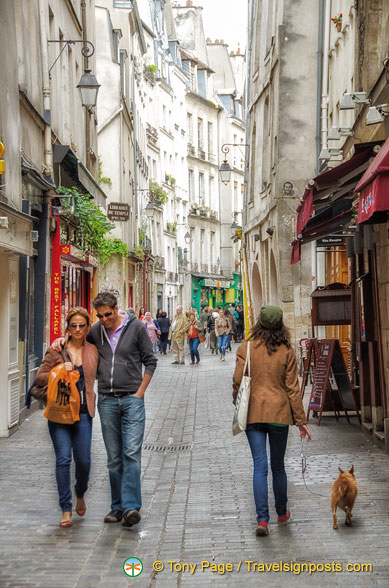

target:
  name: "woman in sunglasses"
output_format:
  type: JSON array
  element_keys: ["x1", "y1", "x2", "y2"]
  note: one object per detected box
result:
[{"x1": 35, "y1": 307, "x2": 99, "y2": 527}]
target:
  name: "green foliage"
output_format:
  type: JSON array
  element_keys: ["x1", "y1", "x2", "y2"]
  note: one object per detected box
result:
[
  {"x1": 98, "y1": 238, "x2": 129, "y2": 267},
  {"x1": 129, "y1": 244, "x2": 145, "y2": 260},
  {"x1": 98, "y1": 159, "x2": 112, "y2": 186},
  {"x1": 149, "y1": 180, "x2": 168, "y2": 205},
  {"x1": 166, "y1": 221, "x2": 177, "y2": 233},
  {"x1": 58, "y1": 186, "x2": 128, "y2": 267},
  {"x1": 145, "y1": 64, "x2": 158, "y2": 78}
]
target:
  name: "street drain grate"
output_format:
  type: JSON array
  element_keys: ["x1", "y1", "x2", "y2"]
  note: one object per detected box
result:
[{"x1": 143, "y1": 443, "x2": 192, "y2": 452}]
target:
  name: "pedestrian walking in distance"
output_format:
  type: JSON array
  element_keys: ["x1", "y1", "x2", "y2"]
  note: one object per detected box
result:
[
  {"x1": 143, "y1": 311, "x2": 161, "y2": 353},
  {"x1": 207, "y1": 308, "x2": 219, "y2": 354},
  {"x1": 235, "y1": 305, "x2": 244, "y2": 342},
  {"x1": 232, "y1": 306, "x2": 311, "y2": 537},
  {"x1": 36, "y1": 307, "x2": 99, "y2": 527},
  {"x1": 215, "y1": 309, "x2": 230, "y2": 361},
  {"x1": 158, "y1": 311, "x2": 170, "y2": 354},
  {"x1": 188, "y1": 312, "x2": 203, "y2": 365},
  {"x1": 138, "y1": 307, "x2": 145, "y2": 320},
  {"x1": 170, "y1": 305, "x2": 189, "y2": 365},
  {"x1": 53, "y1": 292, "x2": 157, "y2": 529}
]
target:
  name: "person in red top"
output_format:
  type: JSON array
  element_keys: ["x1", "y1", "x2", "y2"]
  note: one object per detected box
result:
[{"x1": 187, "y1": 312, "x2": 204, "y2": 365}]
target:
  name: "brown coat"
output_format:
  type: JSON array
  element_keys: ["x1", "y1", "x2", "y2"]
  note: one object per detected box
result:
[
  {"x1": 35, "y1": 342, "x2": 99, "y2": 417},
  {"x1": 232, "y1": 340, "x2": 306, "y2": 426},
  {"x1": 215, "y1": 316, "x2": 231, "y2": 337}
]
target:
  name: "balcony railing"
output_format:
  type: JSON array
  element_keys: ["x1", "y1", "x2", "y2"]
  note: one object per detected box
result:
[
  {"x1": 155, "y1": 256, "x2": 165, "y2": 269},
  {"x1": 201, "y1": 263, "x2": 209, "y2": 274},
  {"x1": 187, "y1": 144, "x2": 195, "y2": 156},
  {"x1": 211, "y1": 264, "x2": 220, "y2": 274},
  {"x1": 190, "y1": 262, "x2": 198, "y2": 272}
]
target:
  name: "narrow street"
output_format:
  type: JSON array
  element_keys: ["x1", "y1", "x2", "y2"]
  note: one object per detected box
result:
[{"x1": 0, "y1": 345, "x2": 388, "y2": 588}]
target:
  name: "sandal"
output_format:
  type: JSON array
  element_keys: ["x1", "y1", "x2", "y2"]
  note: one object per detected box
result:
[{"x1": 76, "y1": 498, "x2": 86, "y2": 517}]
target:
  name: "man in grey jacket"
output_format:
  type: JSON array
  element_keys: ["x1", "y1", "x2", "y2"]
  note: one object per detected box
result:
[{"x1": 87, "y1": 292, "x2": 157, "y2": 528}]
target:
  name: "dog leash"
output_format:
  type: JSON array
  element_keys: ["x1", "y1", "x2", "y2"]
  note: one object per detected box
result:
[{"x1": 299, "y1": 438, "x2": 327, "y2": 499}]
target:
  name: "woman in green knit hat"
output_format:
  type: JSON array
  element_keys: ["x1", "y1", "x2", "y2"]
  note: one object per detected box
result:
[{"x1": 233, "y1": 305, "x2": 311, "y2": 537}]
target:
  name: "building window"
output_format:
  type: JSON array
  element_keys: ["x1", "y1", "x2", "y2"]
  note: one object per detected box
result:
[
  {"x1": 187, "y1": 113, "x2": 193, "y2": 144},
  {"x1": 197, "y1": 117, "x2": 203, "y2": 150},
  {"x1": 207, "y1": 122, "x2": 213, "y2": 156},
  {"x1": 199, "y1": 172, "x2": 205, "y2": 204},
  {"x1": 188, "y1": 169, "x2": 195, "y2": 201}
]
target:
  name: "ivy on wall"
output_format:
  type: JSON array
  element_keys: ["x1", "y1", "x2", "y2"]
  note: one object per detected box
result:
[{"x1": 58, "y1": 186, "x2": 128, "y2": 267}]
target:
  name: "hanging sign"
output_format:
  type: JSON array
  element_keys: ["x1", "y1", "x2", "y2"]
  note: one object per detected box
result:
[
  {"x1": 50, "y1": 216, "x2": 62, "y2": 343},
  {"x1": 107, "y1": 202, "x2": 130, "y2": 221}
]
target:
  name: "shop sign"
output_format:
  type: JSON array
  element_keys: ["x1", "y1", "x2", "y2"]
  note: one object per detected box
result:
[
  {"x1": 60, "y1": 244, "x2": 86, "y2": 261},
  {"x1": 203, "y1": 278, "x2": 231, "y2": 288},
  {"x1": 317, "y1": 236, "x2": 343, "y2": 246},
  {"x1": 50, "y1": 221, "x2": 62, "y2": 343},
  {"x1": 107, "y1": 202, "x2": 130, "y2": 221}
]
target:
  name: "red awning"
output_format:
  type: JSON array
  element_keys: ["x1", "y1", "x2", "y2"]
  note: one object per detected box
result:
[
  {"x1": 290, "y1": 239, "x2": 301, "y2": 265},
  {"x1": 296, "y1": 188, "x2": 313, "y2": 235},
  {"x1": 358, "y1": 174, "x2": 389, "y2": 224},
  {"x1": 355, "y1": 138, "x2": 389, "y2": 224}
]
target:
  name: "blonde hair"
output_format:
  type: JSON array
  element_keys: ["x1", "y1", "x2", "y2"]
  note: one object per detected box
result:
[{"x1": 65, "y1": 306, "x2": 91, "y2": 330}]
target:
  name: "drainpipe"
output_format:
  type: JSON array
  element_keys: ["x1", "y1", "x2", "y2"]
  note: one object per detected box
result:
[
  {"x1": 321, "y1": 0, "x2": 331, "y2": 153},
  {"x1": 38, "y1": 0, "x2": 53, "y2": 357},
  {"x1": 81, "y1": 1, "x2": 91, "y2": 170},
  {"x1": 242, "y1": 0, "x2": 255, "y2": 229},
  {"x1": 39, "y1": 0, "x2": 53, "y2": 177},
  {"x1": 311, "y1": 0, "x2": 326, "y2": 292}
]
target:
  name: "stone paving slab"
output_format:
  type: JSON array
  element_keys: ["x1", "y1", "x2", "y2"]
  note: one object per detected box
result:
[{"x1": 0, "y1": 344, "x2": 388, "y2": 587}]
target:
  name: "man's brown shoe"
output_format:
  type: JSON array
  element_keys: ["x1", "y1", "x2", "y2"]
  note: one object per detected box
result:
[
  {"x1": 104, "y1": 509, "x2": 123, "y2": 523},
  {"x1": 121, "y1": 509, "x2": 141, "y2": 527}
]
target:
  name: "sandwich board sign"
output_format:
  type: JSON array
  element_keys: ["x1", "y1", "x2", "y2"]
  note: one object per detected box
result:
[{"x1": 307, "y1": 339, "x2": 360, "y2": 426}]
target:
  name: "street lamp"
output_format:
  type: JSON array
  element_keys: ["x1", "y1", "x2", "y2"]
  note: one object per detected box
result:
[
  {"x1": 184, "y1": 230, "x2": 191, "y2": 245},
  {"x1": 218, "y1": 143, "x2": 249, "y2": 186},
  {"x1": 48, "y1": 40, "x2": 100, "y2": 107},
  {"x1": 219, "y1": 160, "x2": 232, "y2": 186},
  {"x1": 77, "y1": 69, "x2": 101, "y2": 108},
  {"x1": 145, "y1": 201, "x2": 156, "y2": 218}
]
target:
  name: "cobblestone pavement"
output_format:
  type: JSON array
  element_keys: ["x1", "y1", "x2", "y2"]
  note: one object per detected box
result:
[{"x1": 1, "y1": 344, "x2": 389, "y2": 588}]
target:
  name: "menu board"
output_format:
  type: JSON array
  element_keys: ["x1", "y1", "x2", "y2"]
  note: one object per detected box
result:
[{"x1": 307, "y1": 339, "x2": 360, "y2": 426}]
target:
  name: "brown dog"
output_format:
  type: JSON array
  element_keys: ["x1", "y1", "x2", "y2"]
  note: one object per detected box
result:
[{"x1": 331, "y1": 465, "x2": 358, "y2": 529}]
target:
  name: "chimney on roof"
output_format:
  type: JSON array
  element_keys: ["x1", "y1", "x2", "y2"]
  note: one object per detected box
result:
[
  {"x1": 215, "y1": 39, "x2": 219, "y2": 43},
  {"x1": 186, "y1": 0, "x2": 193, "y2": 6}
]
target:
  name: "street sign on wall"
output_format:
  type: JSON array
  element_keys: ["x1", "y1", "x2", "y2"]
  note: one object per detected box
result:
[{"x1": 107, "y1": 202, "x2": 130, "y2": 221}]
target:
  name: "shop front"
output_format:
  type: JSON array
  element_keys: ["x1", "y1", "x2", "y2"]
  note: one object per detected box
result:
[
  {"x1": 192, "y1": 276, "x2": 233, "y2": 312},
  {"x1": 292, "y1": 139, "x2": 389, "y2": 445},
  {"x1": 50, "y1": 219, "x2": 97, "y2": 343}
]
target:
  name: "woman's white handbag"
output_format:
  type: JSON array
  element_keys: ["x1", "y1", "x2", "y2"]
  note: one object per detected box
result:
[{"x1": 232, "y1": 342, "x2": 251, "y2": 436}]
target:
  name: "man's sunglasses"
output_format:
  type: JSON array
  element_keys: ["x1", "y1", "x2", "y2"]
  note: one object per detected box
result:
[
  {"x1": 96, "y1": 311, "x2": 114, "y2": 319},
  {"x1": 69, "y1": 323, "x2": 87, "y2": 329}
]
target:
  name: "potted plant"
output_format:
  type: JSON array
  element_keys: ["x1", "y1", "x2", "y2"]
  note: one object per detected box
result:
[
  {"x1": 190, "y1": 202, "x2": 199, "y2": 214},
  {"x1": 331, "y1": 13, "x2": 342, "y2": 32}
]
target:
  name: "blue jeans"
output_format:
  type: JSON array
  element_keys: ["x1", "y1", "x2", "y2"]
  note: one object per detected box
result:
[
  {"x1": 189, "y1": 337, "x2": 200, "y2": 363},
  {"x1": 246, "y1": 423, "x2": 289, "y2": 522},
  {"x1": 217, "y1": 333, "x2": 228, "y2": 356},
  {"x1": 98, "y1": 394, "x2": 145, "y2": 512},
  {"x1": 48, "y1": 412, "x2": 92, "y2": 512}
]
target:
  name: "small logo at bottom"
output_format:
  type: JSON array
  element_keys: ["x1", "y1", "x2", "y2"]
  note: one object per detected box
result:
[{"x1": 123, "y1": 557, "x2": 143, "y2": 577}]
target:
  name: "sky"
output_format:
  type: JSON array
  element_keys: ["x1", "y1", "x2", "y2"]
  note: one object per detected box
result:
[{"x1": 199, "y1": 0, "x2": 248, "y2": 52}]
